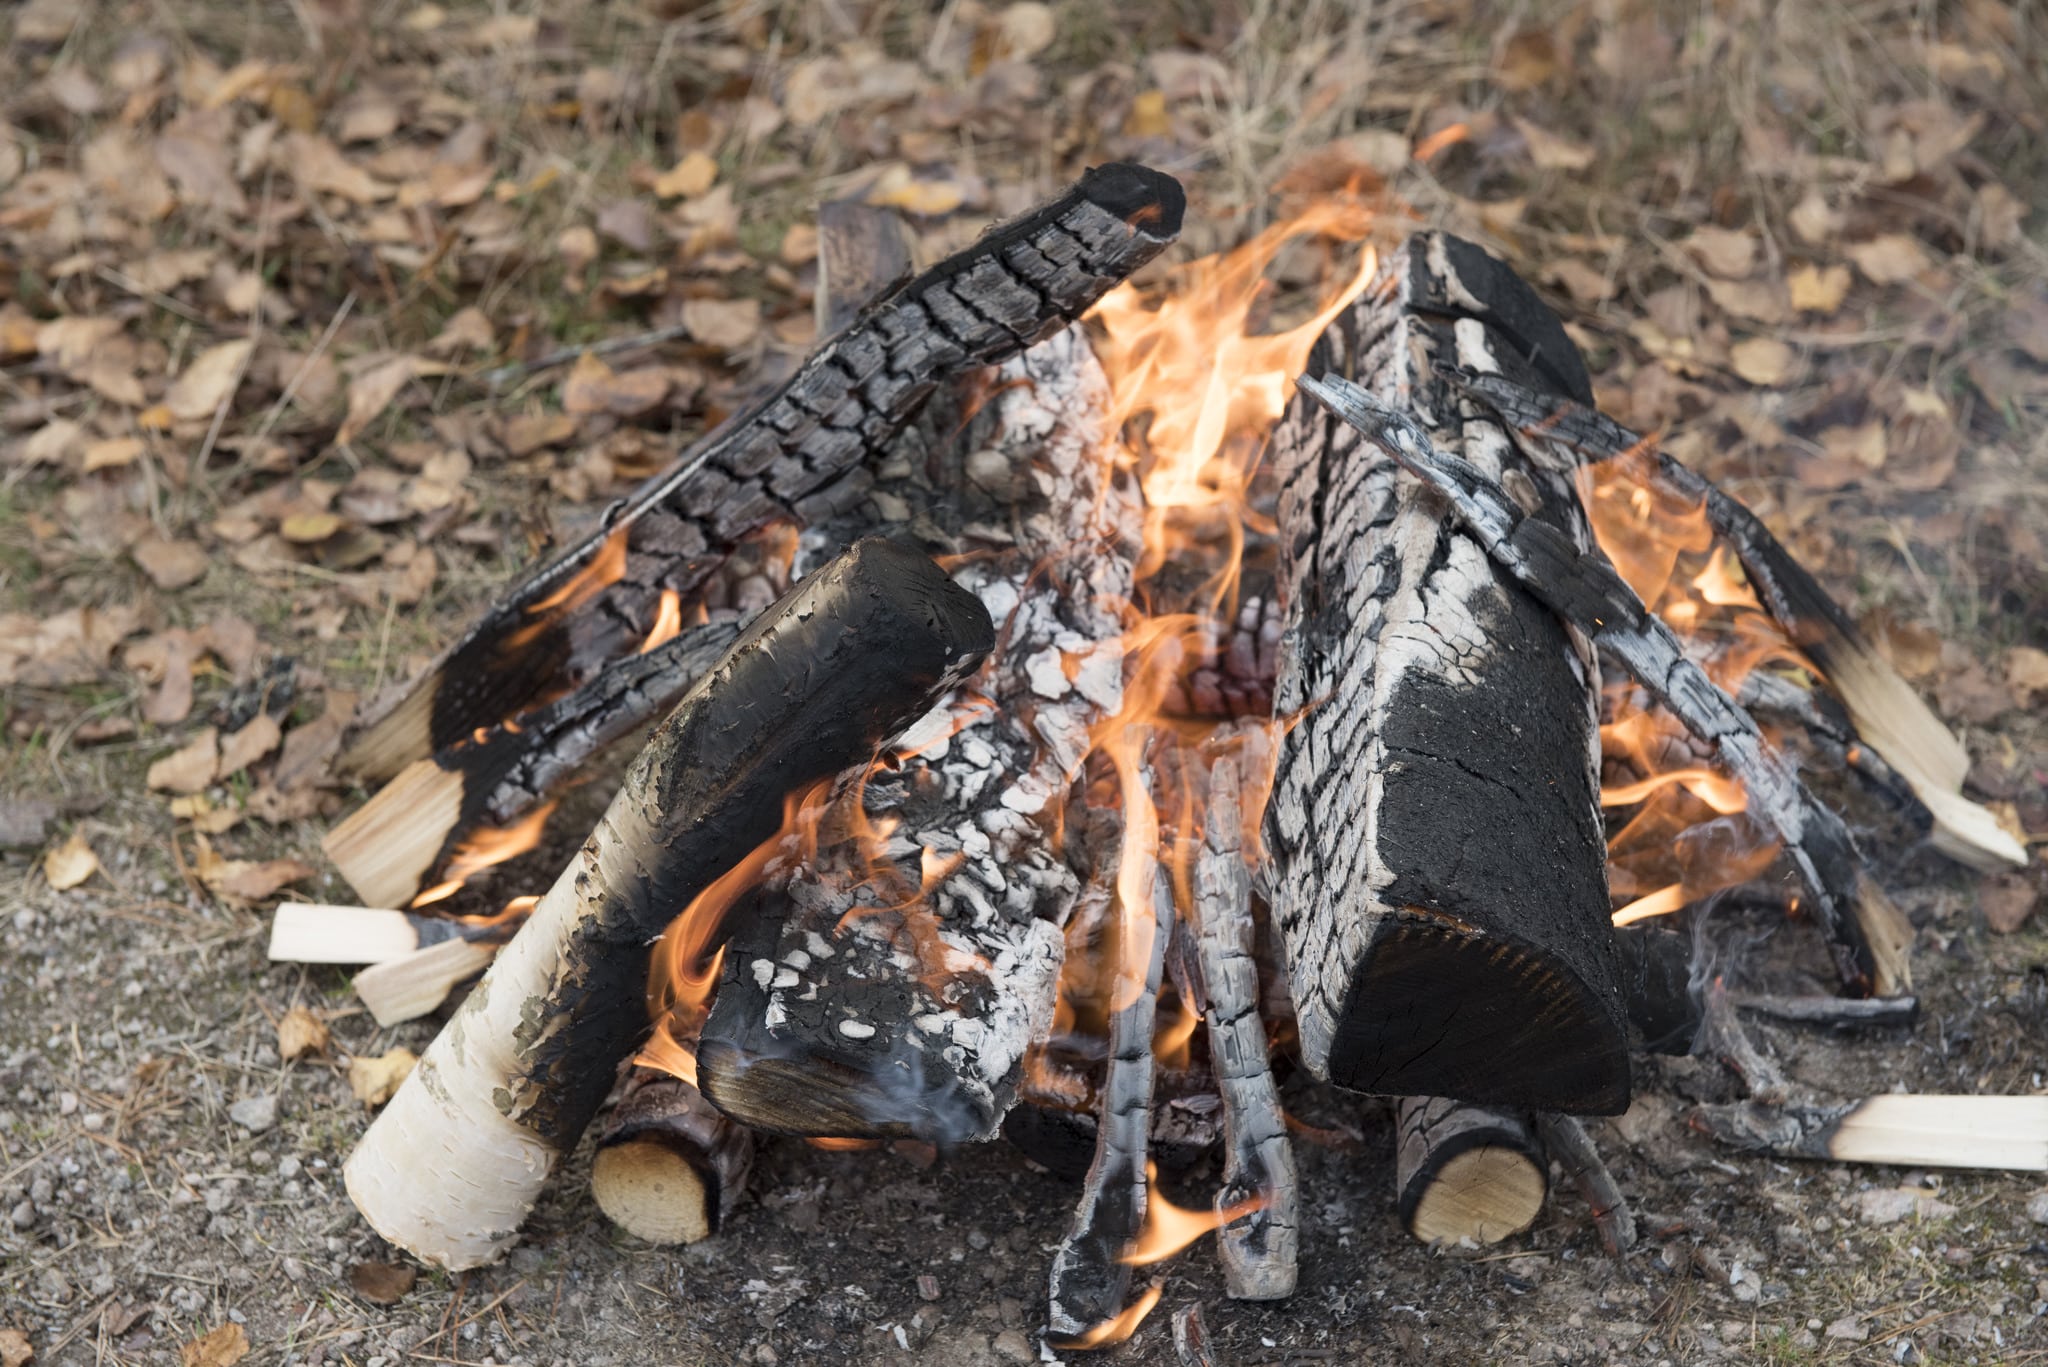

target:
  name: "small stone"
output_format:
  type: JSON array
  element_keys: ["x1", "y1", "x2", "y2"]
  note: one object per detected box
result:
[
  {"x1": 58, "y1": 1091, "x2": 78, "y2": 1115},
  {"x1": 990, "y1": 1329, "x2": 1033, "y2": 1363},
  {"x1": 917, "y1": 1274, "x2": 941, "y2": 1301},
  {"x1": 2027, "y1": 1189, "x2": 2048, "y2": 1224},
  {"x1": 1855, "y1": 1187, "x2": 1956, "y2": 1225},
  {"x1": 1826, "y1": 1315, "x2": 1866, "y2": 1341},
  {"x1": 228, "y1": 1094, "x2": 277, "y2": 1133},
  {"x1": 9, "y1": 1200, "x2": 34, "y2": 1229},
  {"x1": 277, "y1": 1155, "x2": 301, "y2": 1180}
]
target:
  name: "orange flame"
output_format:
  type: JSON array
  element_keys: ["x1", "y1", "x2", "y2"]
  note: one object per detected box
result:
[
  {"x1": 1121, "y1": 1164, "x2": 1266, "y2": 1265},
  {"x1": 410, "y1": 799, "x2": 559, "y2": 908},
  {"x1": 1051, "y1": 1285, "x2": 1163, "y2": 1351},
  {"x1": 505, "y1": 525, "x2": 631, "y2": 653},
  {"x1": 638, "y1": 588, "x2": 683, "y2": 654}
]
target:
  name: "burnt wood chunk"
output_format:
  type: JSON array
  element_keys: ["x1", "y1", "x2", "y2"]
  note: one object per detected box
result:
[
  {"x1": 1263, "y1": 233, "x2": 1630, "y2": 1114},
  {"x1": 341, "y1": 163, "x2": 1185, "y2": 781},
  {"x1": 590, "y1": 1066, "x2": 754, "y2": 1245},
  {"x1": 1395, "y1": 1097, "x2": 1547, "y2": 1246},
  {"x1": 342, "y1": 538, "x2": 993, "y2": 1270}
]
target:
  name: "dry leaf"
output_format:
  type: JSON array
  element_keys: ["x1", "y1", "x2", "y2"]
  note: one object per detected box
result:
[
  {"x1": 1788, "y1": 191, "x2": 1841, "y2": 245},
  {"x1": 2007, "y1": 646, "x2": 2048, "y2": 708},
  {"x1": 1543, "y1": 258, "x2": 1613, "y2": 306},
  {"x1": 131, "y1": 535, "x2": 211, "y2": 591},
  {"x1": 147, "y1": 728, "x2": 219, "y2": 793},
  {"x1": 682, "y1": 296, "x2": 761, "y2": 351},
  {"x1": 36, "y1": 316, "x2": 123, "y2": 370},
  {"x1": 283, "y1": 132, "x2": 393, "y2": 203},
  {"x1": 0, "y1": 1326, "x2": 30, "y2": 1367},
  {"x1": 1703, "y1": 276, "x2": 1788, "y2": 325},
  {"x1": 654, "y1": 151, "x2": 718, "y2": 199},
  {"x1": 276, "y1": 1006, "x2": 330, "y2": 1061},
  {"x1": 994, "y1": 2, "x2": 1056, "y2": 59},
  {"x1": 1787, "y1": 263, "x2": 1851, "y2": 314},
  {"x1": 217, "y1": 713, "x2": 282, "y2": 778},
  {"x1": 1684, "y1": 226, "x2": 1757, "y2": 279},
  {"x1": 1820, "y1": 422, "x2": 1886, "y2": 470},
  {"x1": 349, "y1": 1260, "x2": 419, "y2": 1304},
  {"x1": 84, "y1": 436, "x2": 146, "y2": 471},
  {"x1": 427, "y1": 306, "x2": 494, "y2": 356},
  {"x1": 337, "y1": 355, "x2": 418, "y2": 445},
  {"x1": 43, "y1": 829, "x2": 99, "y2": 891},
  {"x1": 562, "y1": 351, "x2": 670, "y2": 418},
  {"x1": 18, "y1": 419, "x2": 83, "y2": 468},
  {"x1": 1980, "y1": 872, "x2": 2038, "y2": 934},
  {"x1": 1729, "y1": 337, "x2": 1797, "y2": 386},
  {"x1": 165, "y1": 339, "x2": 253, "y2": 422},
  {"x1": 196, "y1": 844, "x2": 315, "y2": 902},
  {"x1": 179, "y1": 1323, "x2": 249, "y2": 1367},
  {"x1": 1846, "y1": 234, "x2": 1932, "y2": 286},
  {"x1": 1512, "y1": 117, "x2": 1595, "y2": 171},
  {"x1": 349, "y1": 1048, "x2": 419, "y2": 1106},
  {"x1": 279, "y1": 511, "x2": 344, "y2": 543}
]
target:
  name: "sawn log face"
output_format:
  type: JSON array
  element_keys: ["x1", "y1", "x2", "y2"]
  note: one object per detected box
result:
[{"x1": 1264, "y1": 233, "x2": 1629, "y2": 1114}]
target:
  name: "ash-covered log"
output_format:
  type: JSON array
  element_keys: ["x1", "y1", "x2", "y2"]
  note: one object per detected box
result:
[
  {"x1": 340, "y1": 163, "x2": 1184, "y2": 782},
  {"x1": 1302, "y1": 372, "x2": 1912, "y2": 997},
  {"x1": 698, "y1": 325, "x2": 1141, "y2": 1143},
  {"x1": 1263, "y1": 233, "x2": 1630, "y2": 1114},
  {"x1": 1394, "y1": 1097, "x2": 1547, "y2": 1247},
  {"x1": 590, "y1": 1065, "x2": 754, "y2": 1245},
  {"x1": 343, "y1": 538, "x2": 993, "y2": 1269},
  {"x1": 1451, "y1": 370, "x2": 2025, "y2": 875}
]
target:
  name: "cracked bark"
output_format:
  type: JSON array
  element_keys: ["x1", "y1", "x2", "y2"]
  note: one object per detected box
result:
[
  {"x1": 1263, "y1": 232, "x2": 1629, "y2": 1114},
  {"x1": 341, "y1": 163, "x2": 1184, "y2": 782}
]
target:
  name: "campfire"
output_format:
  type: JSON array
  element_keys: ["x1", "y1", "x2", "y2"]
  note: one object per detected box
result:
[{"x1": 275, "y1": 163, "x2": 2037, "y2": 1348}]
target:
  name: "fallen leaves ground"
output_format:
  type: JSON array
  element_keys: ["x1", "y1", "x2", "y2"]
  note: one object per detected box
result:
[{"x1": 1, "y1": 1, "x2": 2044, "y2": 1363}]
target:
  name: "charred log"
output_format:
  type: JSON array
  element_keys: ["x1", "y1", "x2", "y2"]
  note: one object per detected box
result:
[
  {"x1": 1264, "y1": 233, "x2": 1629, "y2": 1114},
  {"x1": 342, "y1": 538, "x2": 993, "y2": 1269},
  {"x1": 591, "y1": 1065, "x2": 754, "y2": 1245},
  {"x1": 341, "y1": 163, "x2": 1184, "y2": 781}
]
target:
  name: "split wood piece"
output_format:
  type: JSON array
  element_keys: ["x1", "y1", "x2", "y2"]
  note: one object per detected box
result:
[
  {"x1": 698, "y1": 326, "x2": 1141, "y2": 1143},
  {"x1": 1191, "y1": 741, "x2": 1296, "y2": 1299},
  {"x1": 352, "y1": 938, "x2": 502, "y2": 1027},
  {"x1": 342, "y1": 538, "x2": 994, "y2": 1270},
  {"x1": 1394, "y1": 1098, "x2": 1547, "y2": 1247},
  {"x1": 267, "y1": 902, "x2": 509, "y2": 964},
  {"x1": 1536, "y1": 1113, "x2": 1636, "y2": 1256},
  {"x1": 1694, "y1": 1094, "x2": 2048, "y2": 1172},
  {"x1": 325, "y1": 620, "x2": 739, "y2": 910},
  {"x1": 1452, "y1": 370, "x2": 2024, "y2": 874},
  {"x1": 1264, "y1": 232, "x2": 1630, "y2": 1113},
  {"x1": 816, "y1": 200, "x2": 913, "y2": 337},
  {"x1": 1301, "y1": 371, "x2": 1914, "y2": 998},
  {"x1": 1047, "y1": 863, "x2": 1172, "y2": 1342},
  {"x1": 591, "y1": 1065, "x2": 754, "y2": 1244},
  {"x1": 340, "y1": 162, "x2": 1184, "y2": 782}
]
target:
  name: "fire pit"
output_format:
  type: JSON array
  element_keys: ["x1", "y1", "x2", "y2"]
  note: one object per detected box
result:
[{"x1": 282, "y1": 163, "x2": 2036, "y2": 1351}]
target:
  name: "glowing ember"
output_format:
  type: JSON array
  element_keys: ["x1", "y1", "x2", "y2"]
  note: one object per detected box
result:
[{"x1": 410, "y1": 799, "x2": 559, "y2": 908}]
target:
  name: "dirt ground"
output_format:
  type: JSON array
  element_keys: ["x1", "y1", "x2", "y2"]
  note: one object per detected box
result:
[{"x1": 3, "y1": 0, "x2": 2047, "y2": 1363}]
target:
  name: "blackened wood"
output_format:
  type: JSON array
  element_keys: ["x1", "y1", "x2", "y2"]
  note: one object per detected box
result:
[
  {"x1": 342, "y1": 538, "x2": 993, "y2": 1269},
  {"x1": 1731, "y1": 992, "x2": 1918, "y2": 1030},
  {"x1": 591, "y1": 1066, "x2": 754, "y2": 1244},
  {"x1": 1264, "y1": 233, "x2": 1629, "y2": 1114},
  {"x1": 1394, "y1": 1097, "x2": 1547, "y2": 1246},
  {"x1": 1613, "y1": 925, "x2": 1700, "y2": 1055},
  {"x1": 1191, "y1": 740, "x2": 1296, "y2": 1299},
  {"x1": 1535, "y1": 1112, "x2": 1636, "y2": 1256},
  {"x1": 1304, "y1": 372, "x2": 1912, "y2": 997},
  {"x1": 342, "y1": 163, "x2": 1184, "y2": 781},
  {"x1": 1450, "y1": 370, "x2": 2023, "y2": 873},
  {"x1": 698, "y1": 326, "x2": 1140, "y2": 1143}
]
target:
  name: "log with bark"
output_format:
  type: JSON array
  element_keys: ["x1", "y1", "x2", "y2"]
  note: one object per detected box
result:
[
  {"x1": 1299, "y1": 372, "x2": 1914, "y2": 997},
  {"x1": 590, "y1": 1064, "x2": 754, "y2": 1245},
  {"x1": 1450, "y1": 370, "x2": 2026, "y2": 874},
  {"x1": 340, "y1": 163, "x2": 1184, "y2": 783},
  {"x1": 1263, "y1": 233, "x2": 1630, "y2": 1114},
  {"x1": 343, "y1": 537, "x2": 994, "y2": 1269},
  {"x1": 1394, "y1": 1097, "x2": 1547, "y2": 1247},
  {"x1": 1694, "y1": 1094, "x2": 2048, "y2": 1171},
  {"x1": 698, "y1": 325, "x2": 1142, "y2": 1144}
]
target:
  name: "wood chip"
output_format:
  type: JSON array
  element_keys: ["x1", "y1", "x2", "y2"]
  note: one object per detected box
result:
[
  {"x1": 43, "y1": 829, "x2": 99, "y2": 891},
  {"x1": 348, "y1": 1047, "x2": 418, "y2": 1106}
]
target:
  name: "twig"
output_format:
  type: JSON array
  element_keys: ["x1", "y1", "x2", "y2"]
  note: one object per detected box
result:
[
  {"x1": 251, "y1": 290, "x2": 357, "y2": 446},
  {"x1": 479, "y1": 322, "x2": 694, "y2": 392}
]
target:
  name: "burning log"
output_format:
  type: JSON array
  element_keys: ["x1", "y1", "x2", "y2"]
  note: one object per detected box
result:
[
  {"x1": 1694, "y1": 1094, "x2": 2048, "y2": 1171},
  {"x1": 590, "y1": 1065, "x2": 754, "y2": 1245},
  {"x1": 1190, "y1": 741, "x2": 1296, "y2": 1299},
  {"x1": 698, "y1": 325, "x2": 1142, "y2": 1143},
  {"x1": 343, "y1": 538, "x2": 994, "y2": 1269},
  {"x1": 340, "y1": 163, "x2": 1185, "y2": 783},
  {"x1": 1300, "y1": 372, "x2": 1914, "y2": 997},
  {"x1": 1263, "y1": 233, "x2": 1630, "y2": 1113},
  {"x1": 325, "y1": 620, "x2": 739, "y2": 909},
  {"x1": 1394, "y1": 1097, "x2": 1547, "y2": 1247},
  {"x1": 1452, "y1": 370, "x2": 2026, "y2": 874}
]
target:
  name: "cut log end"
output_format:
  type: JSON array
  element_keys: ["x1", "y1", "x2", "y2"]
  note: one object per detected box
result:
[
  {"x1": 1396, "y1": 1098, "x2": 1548, "y2": 1247},
  {"x1": 591, "y1": 1140, "x2": 714, "y2": 1244},
  {"x1": 1326, "y1": 912, "x2": 1631, "y2": 1114}
]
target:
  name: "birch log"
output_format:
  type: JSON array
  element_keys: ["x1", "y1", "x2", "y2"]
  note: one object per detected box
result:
[
  {"x1": 698, "y1": 326, "x2": 1141, "y2": 1143},
  {"x1": 1263, "y1": 233, "x2": 1630, "y2": 1113},
  {"x1": 1395, "y1": 1097, "x2": 1548, "y2": 1246},
  {"x1": 342, "y1": 538, "x2": 993, "y2": 1269},
  {"x1": 341, "y1": 163, "x2": 1183, "y2": 781}
]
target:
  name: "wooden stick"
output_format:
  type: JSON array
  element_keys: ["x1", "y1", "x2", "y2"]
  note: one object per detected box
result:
[
  {"x1": 342, "y1": 538, "x2": 994, "y2": 1270},
  {"x1": 1695, "y1": 1095, "x2": 2048, "y2": 1171},
  {"x1": 340, "y1": 162, "x2": 1184, "y2": 781},
  {"x1": 1395, "y1": 1098, "x2": 1548, "y2": 1247},
  {"x1": 324, "y1": 620, "x2": 739, "y2": 909},
  {"x1": 266, "y1": 902, "x2": 494, "y2": 964},
  {"x1": 1301, "y1": 371, "x2": 1913, "y2": 998},
  {"x1": 1264, "y1": 232, "x2": 1630, "y2": 1113},
  {"x1": 1191, "y1": 740, "x2": 1296, "y2": 1299},
  {"x1": 1537, "y1": 1112, "x2": 1636, "y2": 1256},
  {"x1": 1730, "y1": 992, "x2": 1919, "y2": 1030},
  {"x1": 1451, "y1": 370, "x2": 2026, "y2": 874},
  {"x1": 590, "y1": 1065, "x2": 754, "y2": 1244}
]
